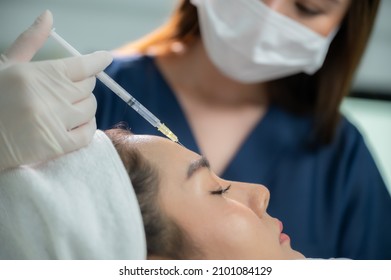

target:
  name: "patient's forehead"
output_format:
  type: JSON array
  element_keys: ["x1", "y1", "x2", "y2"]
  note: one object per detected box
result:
[
  {"x1": 127, "y1": 134, "x2": 178, "y2": 157},
  {"x1": 128, "y1": 134, "x2": 171, "y2": 146},
  {"x1": 128, "y1": 134, "x2": 199, "y2": 165}
]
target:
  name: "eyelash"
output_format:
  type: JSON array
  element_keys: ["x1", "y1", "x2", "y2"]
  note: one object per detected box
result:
[
  {"x1": 210, "y1": 184, "x2": 231, "y2": 195},
  {"x1": 295, "y1": 3, "x2": 323, "y2": 16}
]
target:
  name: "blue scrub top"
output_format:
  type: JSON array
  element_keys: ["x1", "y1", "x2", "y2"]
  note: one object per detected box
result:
[{"x1": 94, "y1": 55, "x2": 391, "y2": 259}]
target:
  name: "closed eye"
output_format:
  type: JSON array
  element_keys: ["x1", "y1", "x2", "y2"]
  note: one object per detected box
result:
[
  {"x1": 295, "y1": 3, "x2": 323, "y2": 16},
  {"x1": 210, "y1": 184, "x2": 231, "y2": 195}
]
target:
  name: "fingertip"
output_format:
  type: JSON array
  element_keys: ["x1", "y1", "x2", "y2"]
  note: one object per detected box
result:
[
  {"x1": 62, "y1": 51, "x2": 113, "y2": 81},
  {"x1": 32, "y1": 10, "x2": 53, "y2": 33},
  {"x1": 45, "y1": 10, "x2": 54, "y2": 27},
  {"x1": 92, "y1": 51, "x2": 113, "y2": 68},
  {"x1": 4, "y1": 10, "x2": 54, "y2": 62},
  {"x1": 79, "y1": 51, "x2": 113, "y2": 77},
  {"x1": 45, "y1": 10, "x2": 53, "y2": 19}
]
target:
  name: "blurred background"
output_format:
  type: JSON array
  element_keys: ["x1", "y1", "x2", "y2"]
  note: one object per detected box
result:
[{"x1": 0, "y1": 0, "x2": 390, "y2": 191}]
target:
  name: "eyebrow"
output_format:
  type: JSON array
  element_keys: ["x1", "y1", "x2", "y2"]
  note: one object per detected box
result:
[{"x1": 187, "y1": 156, "x2": 210, "y2": 179}]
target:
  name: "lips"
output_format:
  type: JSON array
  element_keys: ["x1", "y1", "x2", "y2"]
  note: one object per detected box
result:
[
  {"x1": 279, "y1": 232, "x2": 290, "y2": 243},
  {"x1": 277, "y1": 219, "x2": 290, "y2": 243}
]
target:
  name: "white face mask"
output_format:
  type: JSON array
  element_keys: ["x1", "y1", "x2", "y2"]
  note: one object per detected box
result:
[{"x1": 190, "y1": 0, "x2": 337, "y2": 83}]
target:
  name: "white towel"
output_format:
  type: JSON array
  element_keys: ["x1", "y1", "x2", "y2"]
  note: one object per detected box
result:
[{"x1": 0, "y1": 130, "x2": 146, "y2": 259}]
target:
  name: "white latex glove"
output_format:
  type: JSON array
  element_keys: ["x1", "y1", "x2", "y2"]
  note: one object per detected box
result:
[{"x1": 0, "y1": 10, "x2": 113, "y2": 170}]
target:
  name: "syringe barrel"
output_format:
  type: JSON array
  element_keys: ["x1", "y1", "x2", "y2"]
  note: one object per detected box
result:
[
  {"x1": 50, "y1": 30, "x2": 170, "y2": 133},
  {"x1": 127, "y1": 98, "x2": 162, "y2": 128},
  {"x1": 96, "y1": 72, "x2": 160, "y2": 127}
]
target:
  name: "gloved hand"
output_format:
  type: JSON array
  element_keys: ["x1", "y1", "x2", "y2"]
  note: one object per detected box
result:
[{"x1": 0, "y1": 10, "x2": 113, "y2": 170}]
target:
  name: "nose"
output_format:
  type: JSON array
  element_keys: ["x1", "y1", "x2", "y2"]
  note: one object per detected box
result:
[
  {"x1": 261, "y1": 0, "x2": 290, "y2": 17},
  {"x1": 226, "y1": 181, "x2": 270, "y2": 218}
]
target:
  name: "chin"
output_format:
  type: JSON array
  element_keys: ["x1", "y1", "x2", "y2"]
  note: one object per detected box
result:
[
  {"x1": 281, "y1": 245, "x2": 305, "y2": 259},
  {"x1": 289, "y1": 250, "x2": 306, "y2": 259}
]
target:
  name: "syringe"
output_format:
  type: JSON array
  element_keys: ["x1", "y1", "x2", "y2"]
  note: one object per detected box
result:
[{"x1": 50, "y1": 29, "x2": 180, "y2": 144}]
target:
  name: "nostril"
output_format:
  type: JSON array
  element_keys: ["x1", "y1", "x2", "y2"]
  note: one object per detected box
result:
[
  {"x1": 228, "y1": 182, "x2": 270, "y2": 217},
  {"x1": 249, "y1": 194, "x2": 264, "y2": 219},
  {"x1": 251, "y1": 184, "x2": 270, "y2": 217}
]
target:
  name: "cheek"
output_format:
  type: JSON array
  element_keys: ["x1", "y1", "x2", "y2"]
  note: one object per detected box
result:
[
  {"x1": 186, "y1": 202, "x2": 283, "y2": 259},
  {"x1": 223, "y1": 211, "x2": 280, "y2": 256},
  {"x1": 162, "y1": 190, "x2": 217, "y2": 235},
  {"x1": 299, "y1": 17, "x2": 340, "y2": 37}
]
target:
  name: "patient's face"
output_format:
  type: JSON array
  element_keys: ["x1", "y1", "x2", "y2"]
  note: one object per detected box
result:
[{"x1": 129, "y1": 135, "x2": 304, "y2": 260}]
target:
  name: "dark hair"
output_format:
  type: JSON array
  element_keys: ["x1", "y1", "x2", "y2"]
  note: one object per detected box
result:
[
  {"x1": 120, "y1": 0, "x2": 381, "y2": 144},
  {"x1": 105, "y1": 128, "x2": 201, "y2": 259}
]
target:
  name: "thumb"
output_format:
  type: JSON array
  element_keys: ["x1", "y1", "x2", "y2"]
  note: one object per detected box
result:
[{"x1": 4, "y1": 10, "x2": 53, "y2": 63}]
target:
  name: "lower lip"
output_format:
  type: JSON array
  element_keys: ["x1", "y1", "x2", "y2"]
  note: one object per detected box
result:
[{"x1": 279, "y1": 233, "x2": 290, "y2": 243}]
